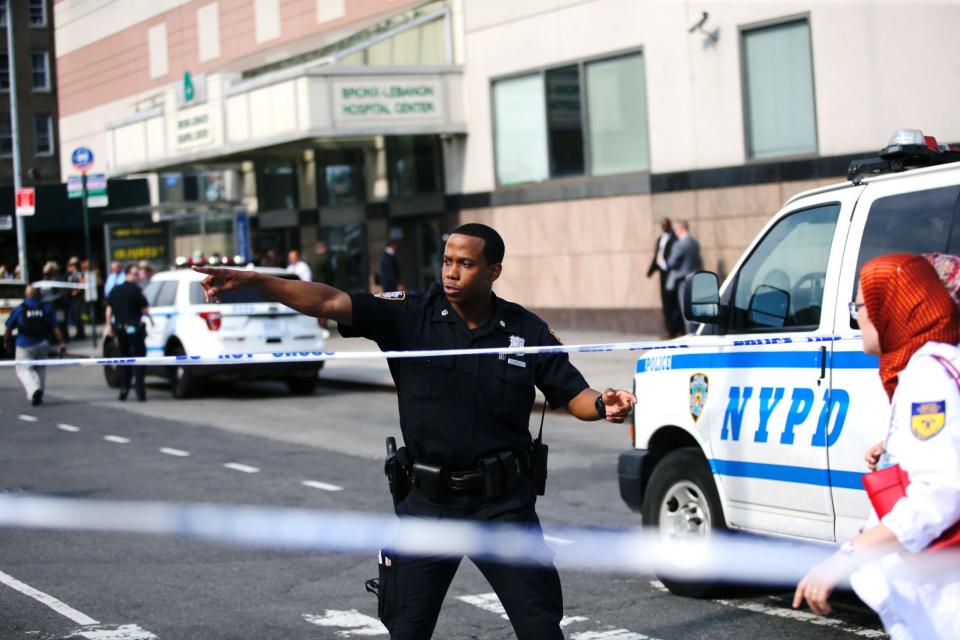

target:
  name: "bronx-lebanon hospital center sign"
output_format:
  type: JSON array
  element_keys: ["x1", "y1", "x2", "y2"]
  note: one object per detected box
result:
[{"x1": 332, "y1": 78, "x2": 444, "y2": 126}]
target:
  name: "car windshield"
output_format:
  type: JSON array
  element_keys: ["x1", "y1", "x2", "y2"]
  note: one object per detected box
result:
[{"x1": 188, "y1": 275, "x2": 297, "y2": 305}]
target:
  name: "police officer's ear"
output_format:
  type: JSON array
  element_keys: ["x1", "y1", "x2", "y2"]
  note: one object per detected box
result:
[{"x1": 487, "y1": 263, "x2": 502, "y2": 283}]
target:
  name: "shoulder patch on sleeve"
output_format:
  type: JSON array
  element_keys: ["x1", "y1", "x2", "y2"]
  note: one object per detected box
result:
[
  {"x1": 548, "y1": 327, "x2": 563, "y2": 344},
  {"x1": 375, "y1": 291, "x2": 406, "y2": 301},
  {"x1": 911, "y1": 400, "x2": 946, "y2": 440}
]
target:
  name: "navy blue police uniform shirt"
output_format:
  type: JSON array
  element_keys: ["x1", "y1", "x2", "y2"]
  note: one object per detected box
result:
[
  {"x1": 107, "y1": 282, "x2": 148, "y2": 325},
  {"x1": 340, "y1": 283, "x2": 588, "y2": 471}
]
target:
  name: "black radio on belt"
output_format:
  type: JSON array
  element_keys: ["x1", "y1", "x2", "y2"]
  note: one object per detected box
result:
[{"x1": 529, "y1": 402, "x2": 548, "y2": 496}]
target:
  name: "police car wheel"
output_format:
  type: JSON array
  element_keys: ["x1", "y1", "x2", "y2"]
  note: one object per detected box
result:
[
  {"x1": 641, "y1": 447, "x2": 727, "y2": 598},
  {"x1": 102, "y1": 336, "x2": 120, "y2": 389},
  {"x1": 168, "y1": 345, "x2": 195, "y2": 399},
  {"x1": 286, "y1": 369, "x2": 319, "y2": 395}
]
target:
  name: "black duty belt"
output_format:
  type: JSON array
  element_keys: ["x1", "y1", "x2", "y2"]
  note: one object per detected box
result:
[{"x1": 413, "y1": 450, "x2": 524, "y2": 499}]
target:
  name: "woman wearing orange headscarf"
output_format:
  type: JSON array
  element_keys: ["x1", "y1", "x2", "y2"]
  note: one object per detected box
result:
[{"x1": 793, "y1": 253, "x2": 960, "y2": 639}]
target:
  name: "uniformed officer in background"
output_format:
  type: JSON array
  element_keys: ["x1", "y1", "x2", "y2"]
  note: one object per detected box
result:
[
  {"x1": 105, "y1": 264, "x2": 152, "y2": 401},
  {"x1": 195, "y1": 223, "x2": 636, "y2": 639}
]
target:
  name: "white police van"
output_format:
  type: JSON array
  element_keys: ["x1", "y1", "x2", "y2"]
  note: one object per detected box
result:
[
  {"x1": 618, "y1": 130, "x2": 960, "y2": 595},
  {"x1": 104, "y1": 265, "x2": 327, "y2": 397}
]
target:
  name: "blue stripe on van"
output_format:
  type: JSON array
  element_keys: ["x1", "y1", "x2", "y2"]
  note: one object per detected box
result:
[
  {"x1": 637, "y1": 350, "x2": 878, "y2": 373},
  {"x1": 708, "y1": 458, "x2": 864, "y2": 490}
]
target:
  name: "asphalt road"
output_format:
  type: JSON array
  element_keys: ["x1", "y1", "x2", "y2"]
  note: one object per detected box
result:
[{"x1": 0, "y1": 365, "x2": 887, "y2": 639}]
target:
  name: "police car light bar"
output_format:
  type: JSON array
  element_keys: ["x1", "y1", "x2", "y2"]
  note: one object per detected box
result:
[{"x1": 848, "y1": 129, "x2": 960, "y2": 184}]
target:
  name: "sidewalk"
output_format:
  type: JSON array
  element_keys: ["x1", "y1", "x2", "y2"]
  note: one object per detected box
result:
[{"x1": 66, "y1": 325, "x2": 653, "y2": 394}]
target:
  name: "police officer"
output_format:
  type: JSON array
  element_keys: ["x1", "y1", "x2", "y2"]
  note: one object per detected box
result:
[
  {"x1": 105, "y1": 264, "x2": 152, "y2": 401},
  {"x1": 195, "y1": 223, "x2": 636, "y2": 639},
  {"x1": 3, "y1": 285, "x2": 66, "y2": 405}
]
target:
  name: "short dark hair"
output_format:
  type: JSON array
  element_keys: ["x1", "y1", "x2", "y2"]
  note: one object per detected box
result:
[
  {"x1": 124, "y1": 263, "x2": 138, "y2": 275},
  {"x1": 450, "y1": 223, "x2": 505, "y2": 264}
]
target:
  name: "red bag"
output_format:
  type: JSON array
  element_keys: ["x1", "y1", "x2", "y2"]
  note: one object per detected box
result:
[{"x1": 862, "y1": 462, "x2": 960, "y2": 552}]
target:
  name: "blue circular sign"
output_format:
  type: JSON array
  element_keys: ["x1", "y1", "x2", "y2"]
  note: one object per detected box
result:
[{"x1": 71, "y1": 147, "x2": 94, "y2": 171}]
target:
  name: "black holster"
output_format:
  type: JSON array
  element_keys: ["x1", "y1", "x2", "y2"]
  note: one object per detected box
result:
[{"x1": 384, "y1": 437, "x2": 412, "y2": 506}]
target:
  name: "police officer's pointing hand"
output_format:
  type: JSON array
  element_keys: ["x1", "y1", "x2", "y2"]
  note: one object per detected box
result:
[{"x1": 193, "y1": 266, "x2": 254, "y2": 304}]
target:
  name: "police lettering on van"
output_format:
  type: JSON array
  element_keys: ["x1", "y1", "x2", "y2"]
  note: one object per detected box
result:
[{"x1": 618, "y1": 130, "x2": 960, "y2": 597}]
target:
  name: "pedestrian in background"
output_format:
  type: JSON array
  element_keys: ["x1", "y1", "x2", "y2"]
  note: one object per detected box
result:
[
  {"x1": 794, "y1": 253, "x2": 960, "y2": 639},
  {"x1": 312, "y1": 241, "x2": 335, "y2": 284},
  {"x1": 194, "y1": 223, "x2": 637, "y2": 639},
  {"x1": 65, "y1": 257, "x2": 86, "y2": 341},
  {"x1": 105, "y1": 264, "x2": 152, "y2": 401},
  {"x1": 378, "y1": 240, "x2": 402, "y2": 292},
  {"x1": 286, "y1": 249, "x2": 312, "y2": 282},
  {"x1": 104, "y1": 260, "x2": 122, "y2": 297},
  {"x1": 3, "y1": 285, "x2": 66, "y2": 406},
  {"x1": 665, "y1": 220, "x2": 703, "y2": 336},
  {"x1": 646, "y1": 217, "x2": 677, "y2": 339},
  {"x1": 136, "y1": 261, "x2": 154, "y2": 288}
]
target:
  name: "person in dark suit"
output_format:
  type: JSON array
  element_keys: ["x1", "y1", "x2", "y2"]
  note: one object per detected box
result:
[
  {"x1": 665, "y1": 220, "x2": 704, "y2": 336},
  {"x1": 378, "y1": 241, "x2": 402, "y2": 292},
  {"x1": 646, "y1": 217, "x2": 676, "y2": 338}
]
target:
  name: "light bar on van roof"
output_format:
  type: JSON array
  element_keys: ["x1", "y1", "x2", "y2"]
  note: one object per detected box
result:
[{"x1": 847, "y1": 128, "x2": 960, "y2": 185}]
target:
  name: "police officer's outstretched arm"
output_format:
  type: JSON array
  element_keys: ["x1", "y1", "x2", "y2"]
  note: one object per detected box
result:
[{"x1": 193, "y1": 266, "x2": 353, "y2": 325}]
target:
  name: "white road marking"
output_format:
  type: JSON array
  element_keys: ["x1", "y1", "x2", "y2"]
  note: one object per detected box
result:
[
  {"x1": 223, "y1": 462, "x2": 259, "y2": 474},
  {"x1": 571, "y1": 631, "x2": 654, "y2": 640},
  {"x1": 57, "y1": 423, "x2": 81, "y2": 432},
  {"x1": 302, "y1": 480, "x2": 343, "y2": 492},
  {"x1": 103, "y1": 435, "x2": 130, "y2": 444},
  {"x1": 648, "y1": 580, "x2": 884, "y2": 638},
  {"x1": 460, "y1": 592, "x2": 661, "y2": 639},
  {"x1": 160, "y1": 447, "x2": 190, "y2": 457},
  {"x1": 544, "y1": 534, "x2": 575, "y2": 546},
  {"x1": 17, "y1": 414, "x2": 38, "y2": 422},
  {"x1": 303, "y1": 610, "x2": 386, "y2": 636},
  {"x1": 0, "y1": 568, "x2": 99, "y2": 625},
  {"x1": 76, "y1": 624, "x2": 158, "y2": 639},
  {"x1": 456, "y1": 593, "x2": 508, "y2": 619}
]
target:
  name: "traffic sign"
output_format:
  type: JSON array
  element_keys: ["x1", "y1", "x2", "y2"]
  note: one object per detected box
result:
[
  {"x1": 67, "y1": 173, "x2": 108, "y2": 207},
  {"x1": 71, "y1": 147, "x2": 94, "y2": 172},
  {"x1": 15, "y1": 187, "x2": 35, "y2": 216}
]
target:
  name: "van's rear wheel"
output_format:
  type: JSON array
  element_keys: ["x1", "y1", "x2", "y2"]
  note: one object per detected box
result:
[
  {"x1": 641, "y1": 447, "x2": 727, "y2": 598},
  {"x1": 286, "y1": 367, "x2": 319, "y2": 395},
  {"x1": 168, "y1": 345, "x2": 195, "y2": 399},
  {"x1": 103, "y1": 336, "x2": 120, "y2": 388}
]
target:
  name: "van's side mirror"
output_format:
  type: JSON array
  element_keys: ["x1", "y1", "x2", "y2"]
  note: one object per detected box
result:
[{"x1": 682, "y1": 271, "x2": 722, "y2": 324}]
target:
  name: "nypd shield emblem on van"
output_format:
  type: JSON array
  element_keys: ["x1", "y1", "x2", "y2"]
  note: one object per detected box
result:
[{"x1": 690, "y1": 373, "x2": 709, "y2": 423}]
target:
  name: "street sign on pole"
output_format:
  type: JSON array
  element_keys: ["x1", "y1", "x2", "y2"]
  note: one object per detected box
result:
[
  {"x1": 15, "y1": 187, "x2": 35, "y2": 216},
  {"x1": 68, "y1": 173, "x2": 108, "y2": 207},
  {"x1": 71, "y1": 147, "x2": 94, "y2": 173}
]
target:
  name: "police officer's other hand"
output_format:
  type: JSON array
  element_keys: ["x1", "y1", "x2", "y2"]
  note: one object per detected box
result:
[
  {"x1": 865, "y1": 440, "x2": 885, "y2": 472},
  {"x1": 602, "y1": 388, "x2": 637, "y2": 423},
  {"x1": 192, "y1": 266, "x2": 249, "y2": 303}
]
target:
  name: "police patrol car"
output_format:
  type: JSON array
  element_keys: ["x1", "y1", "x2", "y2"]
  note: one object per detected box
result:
[
  {"x1": 103, "y1": 265, "x2": 327, "y2": 397},
  {"x1": 618, "y1": 130, "x2": 960, "y2": 596}
]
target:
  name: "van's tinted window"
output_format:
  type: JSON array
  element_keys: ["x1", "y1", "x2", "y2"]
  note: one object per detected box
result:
[
  {"x1": 857, "y1": 186, "x2": 960, "y2": 275},
  {"x1": 731, "y1": 203, "x2": 841, "y2": 332},
  {"x1": 154, "y1": 281, "x2": 178, "y2": 307},
  {"x1": 142, "y1": 281, "x2": 162, "y2": 307}
]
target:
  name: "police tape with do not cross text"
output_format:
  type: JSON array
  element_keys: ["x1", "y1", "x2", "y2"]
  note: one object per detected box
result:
[{"x1": 193, "y1": 223, "x2": 636, "y2": 640}]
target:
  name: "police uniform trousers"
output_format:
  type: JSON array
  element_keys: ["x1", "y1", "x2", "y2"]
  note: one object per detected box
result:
[
  {"x1": 381, "y1": 481, "x2": 564, "y2": 640},
  {"x1": 116, "y1": 327, "x2": 146, "y2": 395}
]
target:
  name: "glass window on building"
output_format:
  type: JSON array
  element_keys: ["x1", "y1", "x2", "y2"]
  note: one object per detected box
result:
[
  {"x1": 319, "y1": 147, "x2": 365, "y2": 206},
  {"x1": 492, "y1": 74, "x2": 548, "y2": 185},
  {"x1": 0, "y1": 52, "x2": 9, "y2": 91},
  {"x1": 31, "y1": 51, "x2": 50, "y2": 91},
  {"x1": 33, "y1": 114, "x2": 52, "y2": 155},
  {"x1": 28, "y1": 0, "x2": 46, "y2": 27},
  {"x1": 200, "y1": 172, "x2": 225, "y2": 201},
  {"x1": 363, "y1": 16, "x2": 445, "y2": 66},
  {"x1": 0, "y1": 114, "x2": 11, "y2": 157},
  {"x1": 546, "y1": 65, "x2": 584, "y2": 178},
  {"x1": 258, "y1": 162, "x2": 298, "y2": 211},
  {"x1": 586, "y1": 53, "x2": 650, "y2": 175},
  {"x1": 159, "y1": 173, "x2": 185, "y2": 202},
  {"x1": 388, "y1": 136, "x2": 442, "y2": 198},
  {"x1": 742, "y1": 18, "x2": 817, "y2": 159},
  {"x1": 0, "y1": 1, "x2": 7, "y2": 28}
]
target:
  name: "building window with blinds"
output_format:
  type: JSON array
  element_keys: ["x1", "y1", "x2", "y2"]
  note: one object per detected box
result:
[
  {"x1": 0, "y1": 115, "x2": 12, "y2": 157},
  {"x1": 31, "y1": 51, "x2": 50, "y2": 91},
  {"x1": 741, "y1": 18, "x2": 818, "y2": 159},
  {"x1": 491, "y1": 51, "x2": 649, "y2": 186}
]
